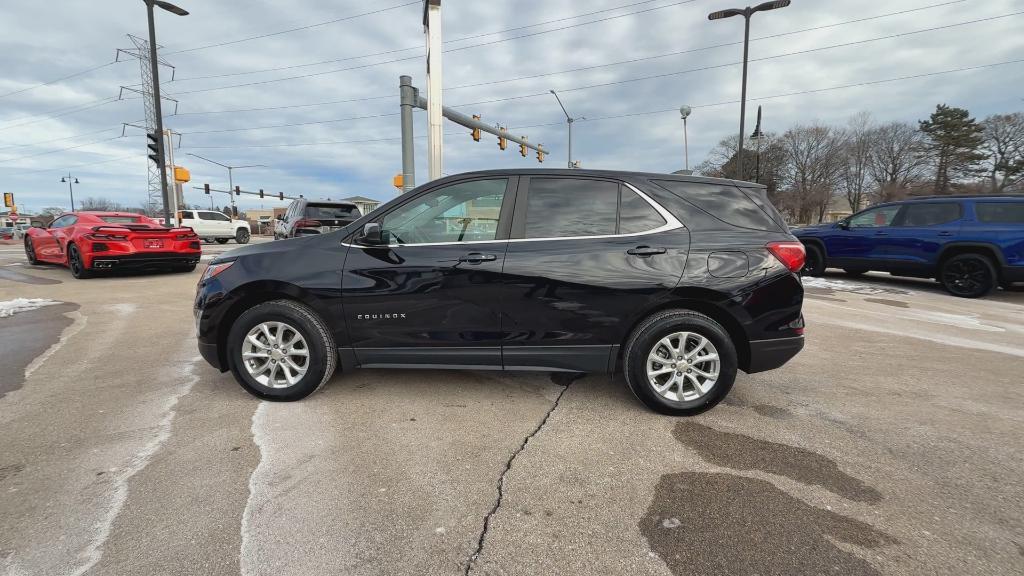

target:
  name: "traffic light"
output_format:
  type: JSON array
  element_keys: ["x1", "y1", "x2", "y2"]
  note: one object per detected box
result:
[
  {"x1": 278, "y1": 192, "x2": 284, "y2": 201},
  {"x1": 259, "y1": 189, "x2": 264, "y2": 199},
  {"x1": 3, "y1": 192, "x2": 13, "y2": 208},
  {"x1": 471, "y1": 115, "x2": 481, "y2": 142},
  {"x1": 537, "y1": 148, "x2": 545, "y2": 163},
  {"x1": 519, "y1": 136, "x2": 528, "y2": 158},
  {"x1": 204, "y1": 183, "x2": 210, "y2": 195},
  {"x1": 146, "y1": 132, "x2": 162, "y2": 165},
  {"x1": 393, "y1": 174, "x2": 404, "y2": 190},
  {"x1": 497, "y1": 127, "x2": 507, "y2": 151},
  {"x1": 235, "y1": 186, "x2": 241, "y2": 196}
]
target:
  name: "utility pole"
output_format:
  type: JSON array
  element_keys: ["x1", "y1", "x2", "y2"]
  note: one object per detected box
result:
[
  {"x1": 550, "y1": 90, "x2": 584, "y2": 169},
  {"x1": 751, "y1": 105, "x2": 764, "y2": 184},
  {"x1": 708, "y1": 0, "x2": 790, "y2": 181},
  {"x1": 423, "y1": 0, "x2": 443, "y2": 181},
  {"x1": 399, "y1": 75, "x2": 417, "y2": 193},
  {"x1": 680, "y1": 105, "x2": 692, "y2": 173}
]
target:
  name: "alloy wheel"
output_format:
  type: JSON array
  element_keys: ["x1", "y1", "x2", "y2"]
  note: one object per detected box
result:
[
  {"x1": 646, "y1": 331, "x2": 720, "y2": 403},
  {"x1": 69, "y1": 247, "x2": 82, "y2": 275},
  {"x1": 241, "y1": 321, "x2": 310, "y2": 388},
  {"x1": 942, "y1": 258, "x2": 990, "y2": 296}
]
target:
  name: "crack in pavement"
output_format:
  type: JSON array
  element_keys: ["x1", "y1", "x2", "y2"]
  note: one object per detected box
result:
[{"x1": 462, "y1": 378, "x2": 574, "y2": 575}]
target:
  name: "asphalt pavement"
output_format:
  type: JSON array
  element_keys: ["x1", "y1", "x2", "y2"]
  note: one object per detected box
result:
[{"x1": 1, "y1": 237, "x2": 1022, "y2": 576}]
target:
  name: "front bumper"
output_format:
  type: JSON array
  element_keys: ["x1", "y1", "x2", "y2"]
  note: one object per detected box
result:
[{"x1": 745, "y1": 336, "x2": 804, "y2": 373}]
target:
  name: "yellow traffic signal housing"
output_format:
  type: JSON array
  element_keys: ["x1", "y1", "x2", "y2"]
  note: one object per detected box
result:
[
  {"x1": 471, "y1": 115, "x2": 481, "y2": 142},
  {"x1": 537, "y1": 148, "x2": 545, "y2": 163},
  {"x1": 498, "y1": 127, "x2": 507, "y2": 151},
  {"x1": 3, "y1": 192, "x2": 13, "y2": 208},
  {"x1": 393, "y1": 173, "x2": 404, "y2": 189},
  {"x1": 519, "y1": 136, "x2": 528, "y2": 158},
  {"x1": 173, "y1": 166, "x2": 190, "y2": 183}
]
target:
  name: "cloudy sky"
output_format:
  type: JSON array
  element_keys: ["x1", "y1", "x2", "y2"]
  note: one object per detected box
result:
[{"x1": 1, "y1": 0, "x2": 1022, "y2": 214}]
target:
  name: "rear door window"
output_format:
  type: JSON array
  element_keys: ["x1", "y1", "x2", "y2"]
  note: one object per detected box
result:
[
  {"x1": 618, "y1": 188, "x2": 666, "y2": 234},
  {"x1": 651, "y1": 180, "x2": 782, "y2": 231},
  {"x1": 898, "y1": 203, "x2": 961, "y2": 226},
  {"x1": 524, "y1": 178, "x2": 618, "y2": 238},
  {"x1": 304, "y1": 204, "x2": 360, "y2": 220},
  {"x1": 976, "y1": 202, "x2": 1024, "y2": 223}
]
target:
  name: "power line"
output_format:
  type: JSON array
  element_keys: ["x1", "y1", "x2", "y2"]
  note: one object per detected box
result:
[
  {"x1": 0, "y1": 126, "x2": 121, "y2": 152},
  {"x1": 0, "y1": 61, "x2": 119, "y2": 100},
  {"x1": 173, "y1": 94, "x2": 394, "y2": 116},
  {"x1": 0, "y1": 154, "x2": 139, "y2": 177},
  {"x1": 0, "y1": 97, "x2": 120, "y2": 132},
  {"x1": 0, "y1": 135, "x2": 124, "y2": 165},
  {"x1": 165, "y1": 1, "x2": 421, "y2": 55},
  {"x1": 185, "y1": 112, "x2": 400, "y2": 135},
  {"x1": 165, "y1": 0, "x2": 698, "y2": 95},
  {"x1": 186, "y1": 136, "x2": 409, "y2": 150}
]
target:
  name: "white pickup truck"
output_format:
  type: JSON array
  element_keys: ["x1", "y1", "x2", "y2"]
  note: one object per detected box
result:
[{"x1": 176, "y1": 210, "x2": 251, "y2": 244}]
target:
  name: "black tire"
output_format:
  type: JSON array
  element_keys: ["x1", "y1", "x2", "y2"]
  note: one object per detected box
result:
[
  {"x1": 67, "y1": 244, "x2": 92, "y2": 279},
  {"x1": 235, "y1": 228, "x2": 251, "y2": 244},
  {"x1": 801, "y1": 244, "x2": 826, "y2": 276},
  {"x1": 843, "y1": 268, "x2": 868, "y2": 277},
  {"x1": 623, "y1": 310, "x2": 738, "y2": 416},
  {"x1": 227, "y1": 300, "x2": 337, "y2": 401},
  {"x1": 215, "y1": 238, "x2": 230, "y2": 244},
  {"x1": 24, "y1": 237, "x2": 38, "y2": 265},
  {"x1": 940, "y1": 254, "x2": 997, "y2": 298}
]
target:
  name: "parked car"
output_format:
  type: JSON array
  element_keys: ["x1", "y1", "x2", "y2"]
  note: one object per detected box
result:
[
  {"x1": 25, "y1": 211, "x2": 201, "y2": 278},
  {"x1": 176, "y1": 210, "x2": 251, "y2": 244},
  {"x1": 195, "y1": 169, "x2": 805, "y2": 415},
  {"x1": 0, "y1": 226, "x2": 13, "y2": 240},
  {"x1": 793, "y1": 195, "x2": 1024, "y2": 297},
  {"x1": 274, "y1": 198, "x2": 361, "y2": 239}
]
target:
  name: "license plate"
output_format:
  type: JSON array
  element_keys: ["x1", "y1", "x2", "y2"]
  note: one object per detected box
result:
[{"x1": 144, "y1": 239, "x2": 164, "y2": 248}]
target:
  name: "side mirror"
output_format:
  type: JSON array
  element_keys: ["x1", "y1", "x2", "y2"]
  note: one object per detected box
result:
[
  {"x1": 838, "y1": 220, "x2": 850, "y2": 230},
  {"x1": 358, "y1": 222, "x2": 388, "y2": 246}
]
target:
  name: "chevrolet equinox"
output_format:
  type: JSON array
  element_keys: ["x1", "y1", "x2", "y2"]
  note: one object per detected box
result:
[{"x1": 195, "y1": 169, "x2": 805, "y2": 415}]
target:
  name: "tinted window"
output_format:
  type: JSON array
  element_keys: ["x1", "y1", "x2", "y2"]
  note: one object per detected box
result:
[
  {"x1": 652, "y1": 180, "x2": 781, "y2": 231},
  {"x1": 381, "y1": 179, "x2": 507, "y2": 244},
  {"x1": 50, "y1": 215, "x2": 77, "y2": 228},
  {"x1": 849, "y1": 205, "x2": 901, "y2": 228},
  {"x1": 525, "y1": 178, "x2": 618, "y2": 238},
  {"x1": 619, "y1": 189, "x2": 665, "y2": 234},
  {"x1": 304, "y1": 204, "x2": 360, "y2": 219},
  {"x1": 99, "y1": 216, "x2": 143, "y2": 224},
  {"x1": 976, "y1": 202, "x2": 1024, "y2": 224},
  {"x1": 899, "y1": 203, "x2": 961, "y2": 226},
  {"x1": 740, "y1": 187, "x2": 787, "y2": 229},
  {"x1": 178, "y1": 211, "x2": 194, "y2": 220},
  {"x1": 198, "y1": 212, "x2": 230, "y2": 221}
]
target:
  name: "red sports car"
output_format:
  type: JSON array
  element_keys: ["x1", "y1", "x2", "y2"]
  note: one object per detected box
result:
[{"x1": 24, "y1": 211, "x2": 202, "y2": 279}]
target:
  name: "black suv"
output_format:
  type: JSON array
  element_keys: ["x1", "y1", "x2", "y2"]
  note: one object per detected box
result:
[
  {"x1": 196, "y1": 170, "x2": 805, "y2": 415},
  {"x1": 274, "y1": 198, "x2": 361, "y2": 239}
]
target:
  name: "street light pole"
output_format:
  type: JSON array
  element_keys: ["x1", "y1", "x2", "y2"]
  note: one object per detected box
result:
[
  {"x1": 186, "y1": 153, "x2": 266, "y2": 216},
  {"x1": 708, "y1": 0, "x2": 790, "y2": 181},
  {"x1": 143, "y1": 0, "x2": 188, "y2": 227},
  {"x1": 680, "y1": 106, "x2": 692, "y2": 172},
  {"x1": 550, "y1": 90, "x2": 584, "y2": 169},
  {"x1": 60, "y1": 174, "x2": 79, "y2": 211}
]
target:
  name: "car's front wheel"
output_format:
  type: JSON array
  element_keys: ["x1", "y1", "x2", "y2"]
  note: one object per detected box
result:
[
  {"x1": 227, "y1": 300, "x2": 336, "y2": 400},
  {"x1": 235, "y1": 228, "x2": 250, "y2": 244},
  {"x1": 940, "y1": 254, "x2": 996, "y2": 298},
  {"x1": 623, "y1": 310, "x2": 737, "y2": 416},
  {"x1": 801, "y1": 244, "x2": 826, "y2": 276}
]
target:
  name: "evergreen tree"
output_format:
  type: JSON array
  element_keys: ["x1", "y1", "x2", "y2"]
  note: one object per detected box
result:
[{"x1": 918, "y1": 104, "x2": 986, "y2": 193}]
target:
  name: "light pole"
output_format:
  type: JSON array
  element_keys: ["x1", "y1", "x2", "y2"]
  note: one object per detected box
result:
[
  {"x1": 679, "y1": 105, "x2": 692, "y2": 173},
  {"x1": 186, "y1": 153, "x2": 266, "y2": 216},
  {"x1": 144, "y1": 0, "x2": 188, "y2": 227},
  {"x1": 550, "y1": 90, "x2": 585, "y2": 169},
  {"x1": 60, "y1": 175, "x2": 79, "y2": 211},
  {"x1": 708, "y1": 0, "x2": 790, "y2": 181}
]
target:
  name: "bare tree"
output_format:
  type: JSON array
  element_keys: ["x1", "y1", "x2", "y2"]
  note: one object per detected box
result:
[
  {"x1": 779, "y1": 123, "x2": 848, "y2": 223},
  {"x1": 842, "y1": 112, "x2": 874, "y2": 212},
  {"x1": 867, "y1": 121, "x2": 928, "y2": 203},
  {"x1": 78, "y1": 197, "x2": 125, "y2": 211},
  {"x1": 697, "y1": 133, "x2": 786, "y2": 203},
  {"x1": 981, "y1": 112, "x2": 1024, "y2": 192}
]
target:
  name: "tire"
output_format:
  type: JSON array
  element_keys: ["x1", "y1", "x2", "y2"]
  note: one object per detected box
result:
[
  {"x1": 801, "y1": 244, "x2": 826, "y2": 276},
  {"x1": 215, "y1": 238, "x2": 230, "y2": 244},
  {"x1": 843, "y1": 268, "x2": 868, "y2": 277},
  {"x1": 235, "y1": 228, "x2": 250, "y2": 244},
  {"x1": 24, "y1": 237, "x2": 38, "y2": 265},
  {"x1": 623, "y1": 310, "x2": 738, "y2": 416},
  {"x1": 227, "y1": 300, "x2": 337, "y2": 401},
  {"x1": 67, "y1": 244, "x2": 92, "y2": 279},
  {"x1": 940, "y1": 254, "x2": 997, "y2": 298},
  {"x1": 175, "y1": 263, "x2": 197, "y2": 273}
]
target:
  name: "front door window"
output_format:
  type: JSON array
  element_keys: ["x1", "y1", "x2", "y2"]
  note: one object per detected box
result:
[{"x1": 380, "y1": 179, "x2": 507, "y2": 244}]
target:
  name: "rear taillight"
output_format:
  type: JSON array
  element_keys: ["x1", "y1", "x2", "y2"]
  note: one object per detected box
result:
[
  {"x1": 766, "y1": 241, "x2": 806, "y2": 273},
  {"x1": 295, "y1": 219, "x2": 320, "y2": 228}
]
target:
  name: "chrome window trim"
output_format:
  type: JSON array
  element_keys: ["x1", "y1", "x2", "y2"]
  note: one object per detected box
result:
[{"x1": 342, "y1": 182, "x2": 682, "y2": 249}]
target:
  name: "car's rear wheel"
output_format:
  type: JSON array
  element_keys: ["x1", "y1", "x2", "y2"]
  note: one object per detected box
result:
[
  {"x1": 215, "y1": 238, "x2": 229, "y2": 244},
  {"x1": 623, "y1": 310, "x2": 737, "y2": 416},
  {"x1": 801, "y1": 244, "x2": 826, "y2": 276},
  {"x1": 235, "y1": 228, "x2": 250, "y2": 244},
  {"x1": 67, "y1": 244, "x2": 92, "y2": 279},
  {"x1": 24, "y1": 237, "x2": 38, "y2": 264},
  {"x1": 940, "y1": 254, "x2": 996, "y2": 298},
  {"x1": 227, "y1": 300, "x2": 336, "y2": 401}
]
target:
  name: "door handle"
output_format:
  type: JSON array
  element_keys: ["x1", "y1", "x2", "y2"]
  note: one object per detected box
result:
[
  {"x1": 458, "y1": 252, "x2": 497, "y2": 264},
  {"x1": 874, "y1": 231, "x2": 889, "y2": 236},
  {"x1": 938, "y1": 231, "x2": 954, "y2": 237},
  {"x1": 627, "y1": 246, "x2": 667, "y2": 256}
]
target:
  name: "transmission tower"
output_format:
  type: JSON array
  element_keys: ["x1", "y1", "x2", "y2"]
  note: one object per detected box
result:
[{"x1": 116, "y1": 34, "x2": 177, "y2": 216}]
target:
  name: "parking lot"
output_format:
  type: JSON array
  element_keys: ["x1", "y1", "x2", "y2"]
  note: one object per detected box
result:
[{"x1": 1, "y1": 239, "x2": 1022, "y2": 576}]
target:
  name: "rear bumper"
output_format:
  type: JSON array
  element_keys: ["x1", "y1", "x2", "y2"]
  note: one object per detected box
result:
[
  {"x1": 745, "y1": 336, "x2": 804, "y2": 373},
  {"x1": 89, "y1": 252, "x2": 201, "y2": 270}
]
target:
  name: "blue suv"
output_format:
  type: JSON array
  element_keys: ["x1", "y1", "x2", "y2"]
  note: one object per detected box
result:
[{"x1": 793, "y1": 196, "x2": 1024, "y2": 298}]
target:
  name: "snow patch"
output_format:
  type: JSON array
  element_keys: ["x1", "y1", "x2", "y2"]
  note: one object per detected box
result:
[
  {"x1": 0, "y1": 298, "x2": 61, "y2": 318},
  {"x1": 802, "y1": 277, "x2": 912, "y2": 296},
  {"x1": 25, "y1": 310, "x2": 87, "y2": 379},
  {"x1": 240, "y1": 401, "x2": 269, "y2": 576},
  {"x1": 105, "y1": 303, "x2": 138, "y2": 316}
]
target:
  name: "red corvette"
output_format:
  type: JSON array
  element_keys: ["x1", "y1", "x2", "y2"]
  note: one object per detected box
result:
[{"x1": 24, "y1": 211, "x2": 202, "y2": 279}]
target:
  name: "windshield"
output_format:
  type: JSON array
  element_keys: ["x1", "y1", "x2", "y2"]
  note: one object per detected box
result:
[{"x1": 304, "y1": 204, "x2": 360, "y2": 220}]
